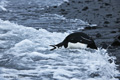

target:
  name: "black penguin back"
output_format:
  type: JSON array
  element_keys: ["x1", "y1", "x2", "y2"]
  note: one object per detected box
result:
[
  {"x1": 62, "y1": 32, "x2": 97, "y2": 49},
  {"x1": 50, "y1": 32, "x2": 97, "y2": 50}
]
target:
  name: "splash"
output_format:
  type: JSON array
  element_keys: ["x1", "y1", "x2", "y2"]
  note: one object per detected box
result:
[
  {"x1": 0, "y1": 19, "x2": 119, "y2": 80},
  {"x1": 35, "y1": 0, "x2": 69, "y2": 7},
  {"x1": 0, "y1": 0, "x2": 8, "y2": 11}
]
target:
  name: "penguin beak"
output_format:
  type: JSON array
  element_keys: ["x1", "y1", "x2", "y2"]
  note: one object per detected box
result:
[{"x1": 50, "y1": 45, "x2": 56, "y2": 51}]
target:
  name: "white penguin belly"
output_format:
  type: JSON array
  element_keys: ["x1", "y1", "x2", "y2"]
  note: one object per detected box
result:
[{"x1": 67, "y1": 42, "x2": 87, "y2": 49}]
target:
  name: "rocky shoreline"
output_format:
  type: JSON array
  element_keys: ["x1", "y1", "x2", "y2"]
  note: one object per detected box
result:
[
  {"x1": 42, "y1": 0, "x2": 120, "y2": 75},
  {"x1": 82, "y1": 26, "x2": 120, "y2": 72},
  {"x1": 43, "y1": 0, "x2": 120, "y2": 27}
]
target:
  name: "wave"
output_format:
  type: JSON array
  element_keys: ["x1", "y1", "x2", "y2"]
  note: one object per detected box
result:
[
  {"x1": 35, "y1": 0, "x2": 69, "y2": 7},
  {"x1": 0, "y1": 0, "x2": 8, "y2": 11},
  {"x1": 0, "y1": 19, "x2": 119, "y2": 80}
]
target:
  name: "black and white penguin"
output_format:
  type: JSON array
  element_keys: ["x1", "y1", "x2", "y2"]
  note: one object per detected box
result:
[{"x1": 50, "y1": 32, "x2": 97, "y2": 50}]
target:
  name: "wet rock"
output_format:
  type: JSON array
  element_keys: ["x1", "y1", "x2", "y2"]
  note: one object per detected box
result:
[
  {"x1": 104, "y1": 3, "x2": 110, "y2": 6},
  {"x1": 85, "y1": 1, "x2": 92, "y2": 3},
  {"x1": 71, "y1": 0, "x2": 75, "y2": 3},
  {"x1": 61, "y1": 9, "x2": 65, "y2": 12},
  {"x1": 93, "y1": 9, "x2": 99, "y2": 11},
  {"x1": 96, "y1": 33, "x2": 102, "y2": 38},
  {"x1": 119, "y1": 28, "x2": 120, "y2": 32},
  {"x1": 100, "y1": 6, "x2": 104, "y2": 8},
  {"x1": 115, "y1": 20, "x2": 120, "y2": 23},
  {"x1": 111, "y1": 31, "x2": 116, "y2": 33},
  {"x1": 111, "y1": 35, "x2": 120, "y2": 46},
  {"x1": 98, "y1": 0, "x2": 103, "y2": 1},
  {"x1": 106, "y1": 14, "x2": 112, "y2": 18},
  {"x1": 67, "y1": 3, "x2": 70, "y2": 5},
  {"x1": 90, "y1": 72, "x2": 100, "y2": 78},
  {"x1": 84, "y1": 26, "x2": 97, "y2": 30},
  {"x1": 35, "y1": 27, "x2": 40, "y2": 30},
  {"x1": 43, "y1": 0, "x2": 120, "y2": 27},
  {"x1": 53, "y1": 6, "x2": 57, "y2": 8},
  {"x1": 78, "y1": 1, "x2": 82, "y2": 3},
  {"x1": 100, "y1": 42, "x2": 108, "y2": 49},
  {"x1": 115, "y1": 18, "x2": 120, "y2": 23},
  {"x1": 108, "y1": 59, "x2": 113, "y2": 63},
  {"x1": 82, "y1": 6, "x2": 88, "y2": 11},
  {"x1": 104, "y1": 21, "x2": 110, "y2": 24}
]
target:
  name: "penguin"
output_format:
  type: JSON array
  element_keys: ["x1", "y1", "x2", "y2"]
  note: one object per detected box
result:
[{"x1": 50, "y1": 32, "x2": 97, "y2": 50}]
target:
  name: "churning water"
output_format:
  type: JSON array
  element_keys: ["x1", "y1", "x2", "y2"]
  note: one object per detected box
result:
[{"x1": 0, "y1": 0, "x2": 119, "y2": 80}]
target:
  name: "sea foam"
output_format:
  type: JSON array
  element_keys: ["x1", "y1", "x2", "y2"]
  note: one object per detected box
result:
[{"x1": 0, "y1": 19, "x2": 119, "y2": 80}]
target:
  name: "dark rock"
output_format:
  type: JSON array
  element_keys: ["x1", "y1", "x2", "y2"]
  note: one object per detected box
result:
[
  {"x1": 71, "y1": 1, "x2": 75, "y2": 3},
  {"x1": 104, "y1": 3, "x2": 110, "y2": 6},
  {"x1": 111, "y1": 31, "x2": 116, "y2": 33},
  {"x1": 93, "y1": 9, "x2": 99, "y2": 11},
  {"x1": 43, "y1": 0, "x2": 120, "y2": 27},
  {"x1": 53, "y1": 6, "x2": 57, "y2": 8},
  {"x1": 85, "y1": 1, "x2": 92, "y2": 3},
  {"x1": 60, "y1": 9, "x2": 68, "y2": 15},
  {"x1": 96, "y1": 33, "x2": 102, "y2": 38},
  {"x1": 73, "y1": 7, "x2": 78, "y2": 9},
  {"x1": 104, "y1": 25, "x2": 108, "y2": 27},
  {"x1": 119, "y1": 28, "x2": 120, "y2": 32},
  {"x1": 35, "y1": 27, "x2": 39, "y2": 30},
  {"x1": 84, "y1": 26, "x2": 97, "y2": 30},
  {"x1": 116, "y1": 18, "x2": 120, "y2": 21},
  {"x1": 67, "y1": 3, "x2": 70, "y2": 5},
  {"x1": 101, "y1": 42, "x2": 108, "y2": 49},
  {"x1": 108, "y1": 59, "x2": 113, "y2": 63},
  {"x1": 77, "y1": 10, "x2": 81, "y2": 13},
  {"x1": 82, "y1": 7, "x2": 89, "y2": 11},
  {"x1": 61, "y1": 9, "x2": 65, "y2": 12},
  {"x1": 78, "y1": 1, "x2": 82, "y2": 3},
  {"x1": 106, "y1": 14, "x2": 112, "y2": 18},
  {"x1": 104, "y1": 21, "x2": 110, "y2": 24},
  {"x1": 115, "y1": 20, "x2": 120, "y2": 23},
  {"x1": 90, "y1": 72, "x2": 100, "y2": 78},
  {"x1": 100, "y1": 6, "x2": 103, "y2": 8},
  {"x1": 98, "y1": 0, "x2": 103, "y2": 1},
  {"x1": 111, "y1": 35, "x2": 120, "y2": 46}
]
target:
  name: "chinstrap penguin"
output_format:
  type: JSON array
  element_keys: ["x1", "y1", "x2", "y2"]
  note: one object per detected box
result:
[{"x1": 50, "y1": 32, "x2": 97, "y2": 50}]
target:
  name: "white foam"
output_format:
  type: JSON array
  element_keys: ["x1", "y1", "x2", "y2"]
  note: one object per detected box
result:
[
  {"x1": 0, "y1": 19, "x2": 119, "y2": 80},
  {"x1": 36, "y1": 0, "x2": 69, "y2": 7},
  {"x1": 0, "y1": 0, "x2": 8, "y2": 11}
]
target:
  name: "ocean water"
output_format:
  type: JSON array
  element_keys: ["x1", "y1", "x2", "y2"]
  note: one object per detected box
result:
[{"x1": 0, "y1": 0, "x2": 120, "y2": 80}]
